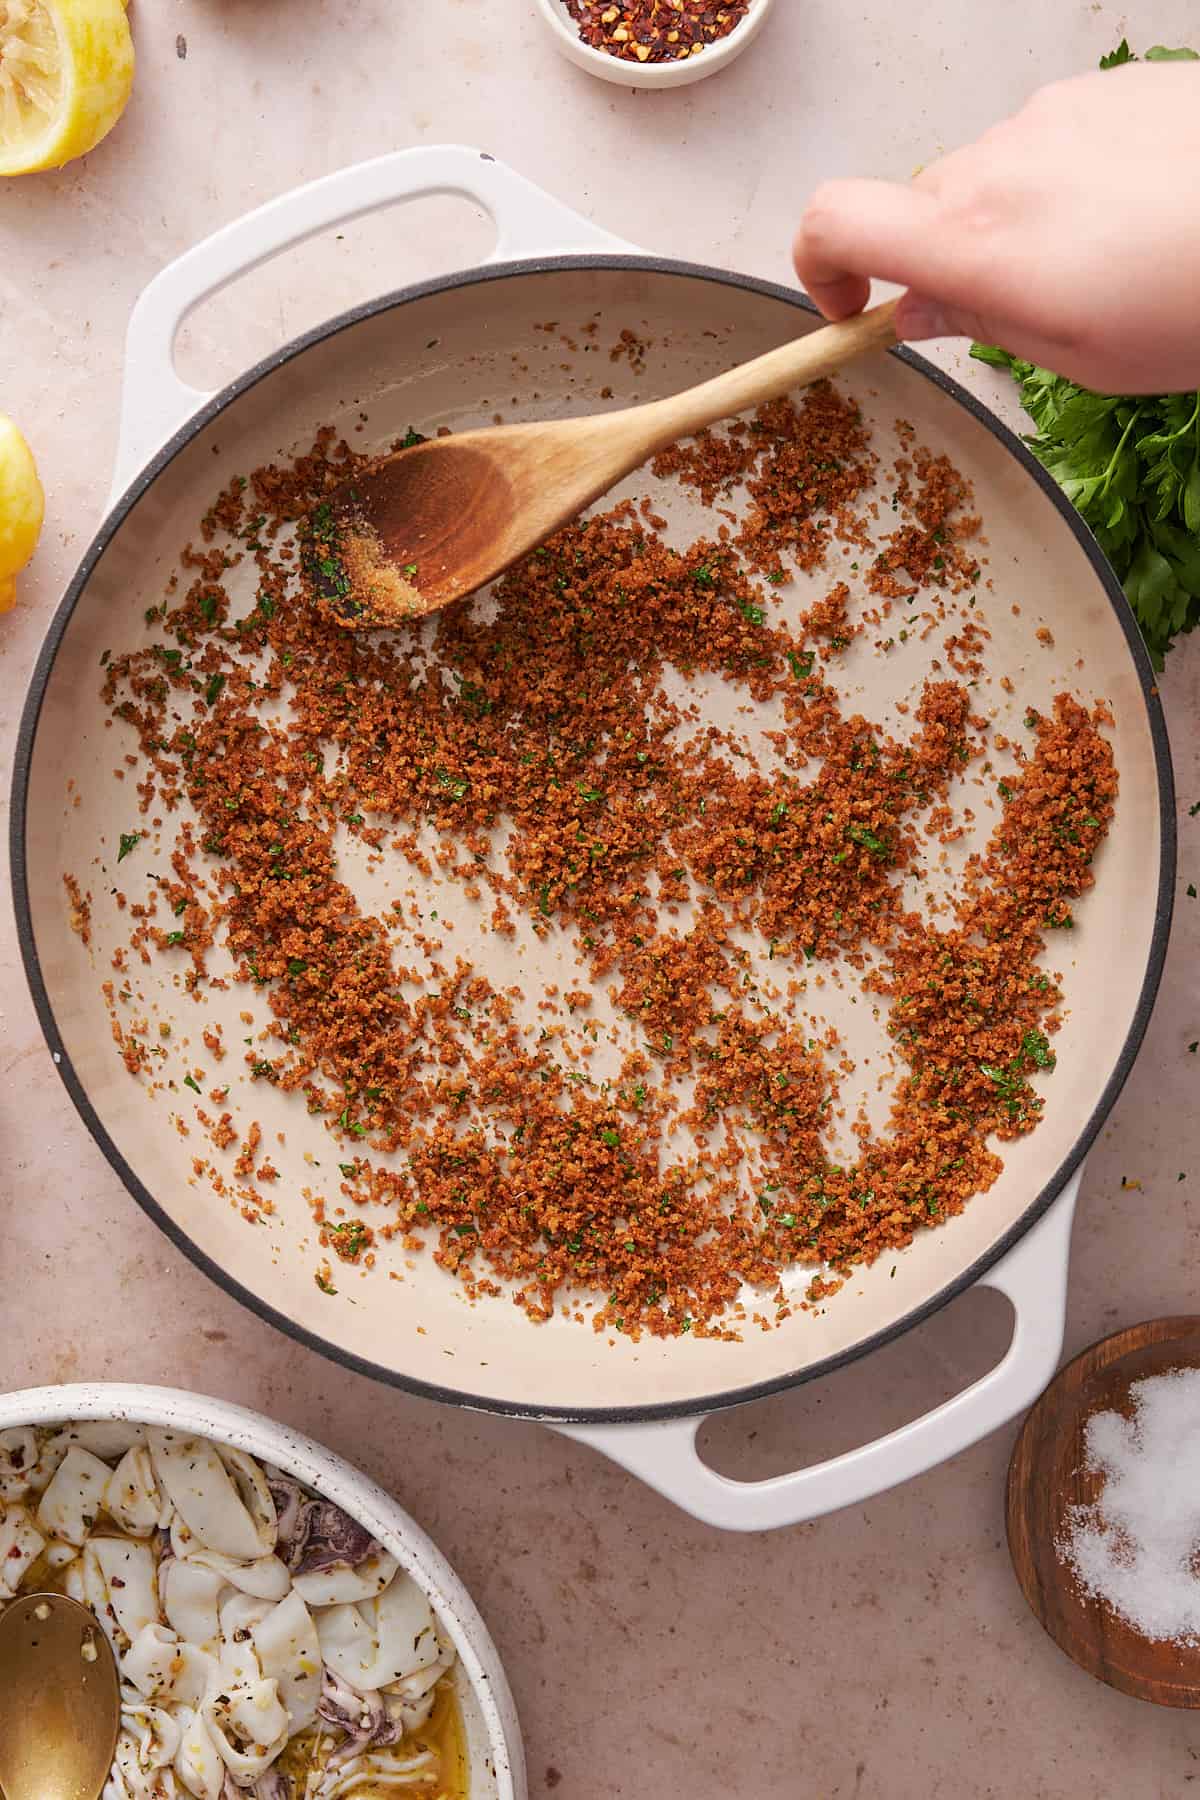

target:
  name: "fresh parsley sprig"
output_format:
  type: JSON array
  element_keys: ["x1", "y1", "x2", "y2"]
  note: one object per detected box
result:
[{"x1": 1099, "y1": 39, "x2": 1199, "y2": 68}]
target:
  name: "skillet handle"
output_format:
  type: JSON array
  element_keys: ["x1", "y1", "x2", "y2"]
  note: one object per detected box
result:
[
  {"x1": 554, "y1": 1173, "x2": 1080, "y2": 1532},
  {"x1": 112, "y1": 144, "x2": 637, "y2": 501}
]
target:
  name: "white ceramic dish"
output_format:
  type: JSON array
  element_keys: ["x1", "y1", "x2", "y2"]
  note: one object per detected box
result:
[
  {"x1": 533, "y1": 0, "x2": 774, "y2": 87},
  {"x1": 0, "y1": 1382, "x2": 527, "y2": 1800}
]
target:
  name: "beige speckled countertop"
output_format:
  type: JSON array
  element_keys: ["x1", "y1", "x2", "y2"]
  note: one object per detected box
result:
[{"x1": 4, "y1": 4, "x2": 1200, "y2": 1793}]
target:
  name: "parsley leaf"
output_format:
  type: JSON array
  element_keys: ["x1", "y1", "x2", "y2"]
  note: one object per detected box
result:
[
  {"x1": 846, "y1": 824, "x2": 890, "y2": 859},
  {"x1": 1021, "y1": 1029, "x2": 1057, "y2": 1069},
  {"x1": 435, "y1": 767, "x2": 469, "y2": 801},
  {"x1": 1098, "y1": 37, "x2": 1135, "y2": 68}
]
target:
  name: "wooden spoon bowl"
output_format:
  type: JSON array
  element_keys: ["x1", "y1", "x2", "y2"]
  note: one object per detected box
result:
[
  {"x1": 1007, "y1": 1316, "x2": 1200, "y2": 1707},
  {"x1": 322, "y1": 298, "x2": 900, "y2": 622}
]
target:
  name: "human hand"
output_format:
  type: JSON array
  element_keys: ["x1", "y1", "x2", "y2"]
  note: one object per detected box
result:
[{"x1": 792, "y1": 63, "x2": 1200, "y2": 393}]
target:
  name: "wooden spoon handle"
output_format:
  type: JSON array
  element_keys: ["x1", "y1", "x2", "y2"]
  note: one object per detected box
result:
[{"x1": 634, "y1": 297, "x2": 901, "y2": 451}]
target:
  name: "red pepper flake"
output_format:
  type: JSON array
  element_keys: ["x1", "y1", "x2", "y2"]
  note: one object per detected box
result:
[{"x1": 563, "y1": 0, "x2": 751, "y2": 63}]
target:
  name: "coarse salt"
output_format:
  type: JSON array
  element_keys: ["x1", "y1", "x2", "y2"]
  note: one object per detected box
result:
[{"x1": 1061, "y1": 1367, "x2": 1200, "y2": 1644}]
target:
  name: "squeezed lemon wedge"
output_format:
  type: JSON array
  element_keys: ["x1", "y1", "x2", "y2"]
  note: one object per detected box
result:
[
  {"x1": 0, "y1": 415, "x2": 45, "y2": 612},
  {"x1": 0, "y1": 0, "x2": 134, "y2": 176}
]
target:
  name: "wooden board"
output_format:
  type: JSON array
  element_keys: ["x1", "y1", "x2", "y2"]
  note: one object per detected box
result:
[{"x1": 1007, "y1": 1316, "x2": 1200, "y2": 1707}]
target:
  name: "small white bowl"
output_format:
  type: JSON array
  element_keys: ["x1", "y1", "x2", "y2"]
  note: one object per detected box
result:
[
  {"x1": 0, "y1": 1382, "x2": 527, "y2": 1800},
  {"x1": 534, "y1": 0, "x2": 774, "y2": 87}
]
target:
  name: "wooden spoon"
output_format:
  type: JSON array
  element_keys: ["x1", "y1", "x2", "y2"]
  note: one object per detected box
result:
[
  {"x1": 0, "y1": 1592, "x2": 120, "y2": 1800},
  {"x1": 319, "y1": 297, "x2": 900, "y2": 622}
]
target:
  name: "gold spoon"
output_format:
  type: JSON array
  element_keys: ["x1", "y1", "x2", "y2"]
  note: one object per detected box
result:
[
  {"x1": 318, "y1": 297, "x2": 900, "y2": 623},
  {"x1": 0, "y1": 1593, "x2": 120, "y2": 1800}
]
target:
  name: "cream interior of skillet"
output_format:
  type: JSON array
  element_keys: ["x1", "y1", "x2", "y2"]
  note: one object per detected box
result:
[{"x1": 27, "y1": 270, "x2": 1159, "y2": 1407}]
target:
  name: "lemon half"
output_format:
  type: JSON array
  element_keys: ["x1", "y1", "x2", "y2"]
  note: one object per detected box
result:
[
  {"x1": 0, "y1": 415, "x2": 45, "y2": 613},
  {"x1": 0, "y1": 0, "x2": 134, "y2": 176}
]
